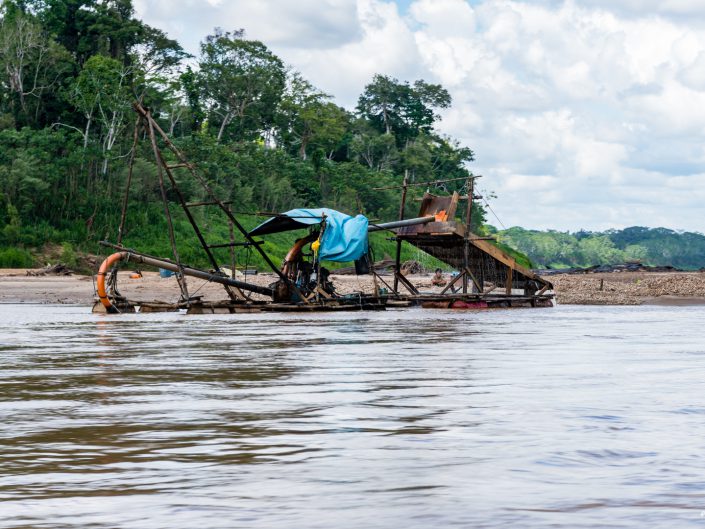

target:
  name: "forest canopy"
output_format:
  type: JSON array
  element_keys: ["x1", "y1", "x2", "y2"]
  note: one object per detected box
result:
[
  {"x1": 1, "y1": 0, "x2": 702, "y2": 272},
  {"x1": 496, "y1": 226, "x2": 705, "y2": 271},
  {"x1": 0, "y1": 0, "x2": 485, "y2": 268}
]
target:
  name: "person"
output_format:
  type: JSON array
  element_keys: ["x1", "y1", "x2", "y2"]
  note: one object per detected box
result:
[{"x1": 431, "y1": 268, "x2": 447, "y2": 287}]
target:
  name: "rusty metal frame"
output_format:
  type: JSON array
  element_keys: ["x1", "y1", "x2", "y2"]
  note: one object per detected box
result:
[{"x1": 108, "y1": 103, "x2": 310, "y2": 305}]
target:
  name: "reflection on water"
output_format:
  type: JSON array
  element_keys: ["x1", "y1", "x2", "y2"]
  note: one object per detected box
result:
[{"x1": 1, "y1": 304, "x2": 704, "y2": 528}]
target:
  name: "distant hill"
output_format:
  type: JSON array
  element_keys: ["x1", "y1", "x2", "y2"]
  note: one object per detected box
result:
[{"x1": 494, "y1": 226, "x2": 705, "y2": 270}]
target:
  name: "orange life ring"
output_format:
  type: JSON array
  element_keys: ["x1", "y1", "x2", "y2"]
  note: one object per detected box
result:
[{"x1": 96, "y1": 252, "x2": 127, "y2": 312}]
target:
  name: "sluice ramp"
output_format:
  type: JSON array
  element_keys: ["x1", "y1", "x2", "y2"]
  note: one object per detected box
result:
[{"x1": 396, "y1": 192, "x2": 552, "y2": 295}]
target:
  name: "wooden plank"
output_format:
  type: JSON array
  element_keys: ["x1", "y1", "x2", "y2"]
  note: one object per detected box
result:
[
  {"x1": 505, "y1": 266, "x2": 513, "y2": 295},
  {"x1": 395, "y1": 271, "x2": 420, "y2": 295},
  {"x1": 464, "y1": 267, "x2": 482, "y2": 293},
  {"x1": 440, "y1": 270, "x2": 465, "y2": 294}
]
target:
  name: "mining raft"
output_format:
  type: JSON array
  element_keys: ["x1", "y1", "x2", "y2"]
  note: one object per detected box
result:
[{"x1": 93, "y1": 104, "x2": 553, "y2": 314}]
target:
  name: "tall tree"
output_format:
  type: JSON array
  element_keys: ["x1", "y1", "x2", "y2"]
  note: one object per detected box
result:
[
  {"x1": 349, "y1": 119, "x2": 397, "y2": 171},
  {"x1": 198, "y1": 29, "x2": 285, "y2": 142},
  {"x1": 34, "y1": 0, "x2": 141, "y2": 65},
  {"x1": 66, "y1": 54, "x2": 129, "y2": 174},
  {"x1": 276, "y1": 73, "x2": 348, "y2": 160},
  {"x1": 0, "y1": 5, "x2": 73, "y2": 127},
  {"x1": 356, "y1": 74, "x2": 451, "y2": 146}
]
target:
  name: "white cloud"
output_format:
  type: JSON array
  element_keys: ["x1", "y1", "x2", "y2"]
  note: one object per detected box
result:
[
  {"x1": 134, "y1": 0, "x2": 362, "y2": 56},
  {"x1": 679, "y1": 51, "x2": 705, "y2": 90},
  {"x1": 135, "y1": 0, "x2": 705, "y2": 233},
  {"x1": 283, "y1": 0, "x2": 423, "y2": 104},
  {"x1": 409, "y1": 0, "x2": 477, "y2": 37}
]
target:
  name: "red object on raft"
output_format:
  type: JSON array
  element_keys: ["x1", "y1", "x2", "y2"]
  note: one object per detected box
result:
[
  {"x1": 451, "y1": 300, "x2": 489, "y2": 309},
  {"x1": 421, "y1": 300, "x2": 489, "y2": 309}
]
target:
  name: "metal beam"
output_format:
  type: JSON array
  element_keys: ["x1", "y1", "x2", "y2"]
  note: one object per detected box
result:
[
  {"x1": 99, "y1": 242, "x2": 274, "y2": 297},
  {"x1": 368, "y1": 215, "x2": 435, "y2": 232}
]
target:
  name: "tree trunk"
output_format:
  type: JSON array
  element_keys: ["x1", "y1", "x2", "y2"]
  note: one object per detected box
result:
[
  {"x1": 300, "y1": 135, "x2": 309, "y2": 160},
  {"x1": 383, "y1": 103, "x2": 391, "y2": 134},
  {"x1": 83, "y1": 115, "x2": 91, "y2": 149},
  {"x1": 217, "y1": 112, "x2": 233, "y2": 143}
]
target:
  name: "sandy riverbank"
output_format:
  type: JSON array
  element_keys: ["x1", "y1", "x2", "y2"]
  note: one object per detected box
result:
[
  {"x1": 0, "y1": 269, "x2": 445, "y2": 306},
  {"x1": 2, "y1": 268, "x2": 705, "y2": 306}
]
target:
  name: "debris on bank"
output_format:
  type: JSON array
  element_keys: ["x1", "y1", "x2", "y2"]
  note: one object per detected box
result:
[
  {"x1": 400, "y1": 260, "x2": 425, "y2": 275},
  {"x1": 551, "y1": 272, "x2": 705, "y2": 305},
  {"x1": 26, "y1": 264, "x2": 73, "y2": 276},
  {"x1": 331, "y1": 258, "x2": 395, "y2": 275}
]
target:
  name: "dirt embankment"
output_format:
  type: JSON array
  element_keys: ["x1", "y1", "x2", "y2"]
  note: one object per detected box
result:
[{"x1": 2, "y1": 268, "x2": 705, "y2": 306}]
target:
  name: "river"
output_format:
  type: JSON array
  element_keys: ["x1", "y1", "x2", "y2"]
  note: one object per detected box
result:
[{"x1": 1, "y1": 304, "x2": 704, "y2": 528}]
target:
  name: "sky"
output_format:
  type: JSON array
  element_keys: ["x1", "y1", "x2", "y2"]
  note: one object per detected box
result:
[{"x1": 133, "y1": 0, "x2": 705, "y2": 232}]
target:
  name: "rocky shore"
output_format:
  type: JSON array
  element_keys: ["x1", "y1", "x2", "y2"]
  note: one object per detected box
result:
[{"x1": 550, "y1": 271, "x2": 705, "y2": 305}]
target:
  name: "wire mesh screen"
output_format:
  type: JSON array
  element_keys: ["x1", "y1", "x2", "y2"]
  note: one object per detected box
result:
[{"x1": 408, "y1": 238, "x2": 533, "y2": 293}]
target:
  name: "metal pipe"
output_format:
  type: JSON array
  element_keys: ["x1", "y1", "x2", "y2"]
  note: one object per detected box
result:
[
  {"x1": 98, "y1": 242, "x2": 274, "y2": 297},
  {"x1": 127, "y1": 254, "x2": 273, "y2": 296},
  {"x1": 368, "y1": 215, "x2": 435, "y2": 232}
]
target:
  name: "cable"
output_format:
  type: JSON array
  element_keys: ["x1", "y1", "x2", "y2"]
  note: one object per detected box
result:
[
  {"x1": 189, "y1": 278, "x2": 212, "y2": 299},
  {"x1": 482, "y1": 196, "x2": 506, "y2": 230},
  {"x1": 245, "y1": 245, "x2": 252, "y2": 273}
]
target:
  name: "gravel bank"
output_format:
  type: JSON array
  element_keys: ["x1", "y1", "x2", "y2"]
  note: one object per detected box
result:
[{"x1": 551, "y1": 271, "x2": 705, "y2": 305}]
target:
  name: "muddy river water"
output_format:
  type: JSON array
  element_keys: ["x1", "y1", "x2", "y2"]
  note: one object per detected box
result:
[{"x1": 1, "y1": 304, "x2": 704, "y2": 528}]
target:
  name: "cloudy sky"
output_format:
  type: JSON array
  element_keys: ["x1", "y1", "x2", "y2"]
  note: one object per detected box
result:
[{"x1": 134, "y1": 0, "x2": 705, "y2": 232}]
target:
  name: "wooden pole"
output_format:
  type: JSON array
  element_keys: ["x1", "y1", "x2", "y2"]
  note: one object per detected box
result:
[
  {"x1": 229, "y1": 219, "x2": 235, "y2": 279},
  {"x1": 116, "y1": 116, "x2": 140, "y2": 246},
  {"x1": 462, "y1": 176, "x2": 473, "y2": 294},
  {"x1": 146, "y1": 116, "x2": 189, "y2": 301},
  {"x1": 393, "y1": 171, "x2": 409, "y2": 294},
  {"x1": 107, "y1": 116, "x2": 141, "y2": 298},
  {"x1": 133, "y1": 103, "x2": 309, "y2": 304},
  {"x1": 506, "y1": 267, "x2": 513, "y2": 295}
]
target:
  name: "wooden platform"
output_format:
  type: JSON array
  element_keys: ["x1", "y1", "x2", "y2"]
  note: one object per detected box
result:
[{"x1": 93, "y1": 298, "x2": 387, "y2": 314}]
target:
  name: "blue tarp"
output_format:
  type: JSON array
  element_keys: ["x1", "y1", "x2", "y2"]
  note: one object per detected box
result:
[{"x1": 249, "y1": 208, "x2": 369, "y2": 262}]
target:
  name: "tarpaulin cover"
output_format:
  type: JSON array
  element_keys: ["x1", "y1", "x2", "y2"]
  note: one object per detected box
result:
[{"x1": 249, "y1": 208, "x2": 368, "y2": 262}]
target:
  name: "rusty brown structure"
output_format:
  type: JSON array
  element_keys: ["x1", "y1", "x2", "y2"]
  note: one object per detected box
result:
[
  {"x1": 96, "y1": 103, "x2": 392, "y2": 314},
  {"x1": 379, "y1": 177, "x2": 554, "y2": 309},
  {"x1": 95, "y1": 102, "x2": 553, "y2": 314}
]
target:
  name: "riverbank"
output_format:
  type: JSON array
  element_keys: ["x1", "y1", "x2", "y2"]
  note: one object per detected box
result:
[
  {"x1": 0, "y1": 269, "x2": 446, "y2": 305},
  {"x1": 549, "y1": 270, "x2": 705, "y2": 305},
  {"x1": 2, "y1": 268, "x2": 705, "y2": 306}
]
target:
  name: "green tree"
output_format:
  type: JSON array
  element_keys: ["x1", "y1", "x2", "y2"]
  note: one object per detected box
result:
[
  {"x1": 198, "y1": 29, "x2": 285, "y2": 142},
  {"x1": 34, "y1": 0, "x2": 142, "y2": 65},
  {"x1": 349, "y1": 119, "x2": 398, "y2": 171},
  {"x1": 66, "y1": 54, "x2": 129, "y2": 174},
  {"x1": 356, "y1": 74, "x2": 451, "y2": 145},
  {"x1": 0, "y1": 5, "x2": 74, "y2": 127},
  {"x1": 276, "y1": 73, "x2": 348, "y2": 160}
]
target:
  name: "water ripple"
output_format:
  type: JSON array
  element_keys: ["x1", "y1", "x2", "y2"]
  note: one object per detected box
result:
[{"x1": 1, "y1": 304, "x2": 704, "y2": 528}]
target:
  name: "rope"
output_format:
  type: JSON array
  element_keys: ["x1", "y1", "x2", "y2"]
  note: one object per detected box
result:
[
  {"x1": 189, "y1": 278, "x2": 212, "y2": 299},
  {"x1": 482, "y1": 196, "x2": 506, "y2": 230},
  {"x1": 244, "y1": 245, "x2": 252, "y2": 272}
]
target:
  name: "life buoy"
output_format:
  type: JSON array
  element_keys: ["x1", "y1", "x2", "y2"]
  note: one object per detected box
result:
[{"x1": 96, "y1": 252, "x2": 127, "y2": 312}]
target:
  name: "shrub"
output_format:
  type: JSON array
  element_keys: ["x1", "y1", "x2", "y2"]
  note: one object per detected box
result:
[
  {"x1": 60, "y1": 242, "x2": 78, "y2": 267},
  {"x1": 0, "y1": 247, "x2": 34, "y2": 268}
]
